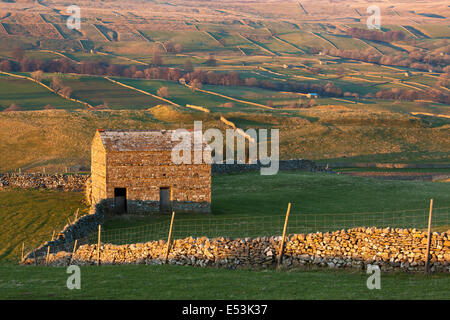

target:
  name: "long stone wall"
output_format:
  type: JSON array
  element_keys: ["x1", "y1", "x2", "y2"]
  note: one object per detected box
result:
[
  {"x1": 1, "y1": 159, "x2": 333, "y2": 192},
  {"x1": 0, "y1": 173, "x2": 89, "y2": 191},
  {"x1": 23, "y1": 227, "x2": 450, "y2": 273},
  {"x1": 212, "y1": 159, "x2": 333, "y2": 174}
]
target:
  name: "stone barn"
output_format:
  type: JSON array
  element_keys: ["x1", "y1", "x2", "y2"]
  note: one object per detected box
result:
[{"x1": 90, "y1": 129, "x2": 211, "y2": 215}]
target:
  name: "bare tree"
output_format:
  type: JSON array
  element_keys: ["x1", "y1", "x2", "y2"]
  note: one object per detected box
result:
[
  {"x1": 157, "y1": 86, "x2": 170, "y2": 98},
  {"x1": 31, "y1": 70, "x2": 44, "y2": 82}
]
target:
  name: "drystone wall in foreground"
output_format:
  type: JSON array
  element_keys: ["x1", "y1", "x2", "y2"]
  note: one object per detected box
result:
[{"x1": 23, "y1": 227, "x2": 450, "y2": 273}]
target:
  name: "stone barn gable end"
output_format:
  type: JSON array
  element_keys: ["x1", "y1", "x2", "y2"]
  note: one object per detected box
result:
[{"x1": 90, "y1": 129, "x2": 211, "y2": 215}]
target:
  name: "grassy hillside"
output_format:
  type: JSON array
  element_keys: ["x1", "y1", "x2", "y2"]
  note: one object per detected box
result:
[
  {"x1": 0, "y1": 107, "x2": 449, "y2": 173},
  {"x1": 0, "y1": 189, "x2": 89, "y2": 262},
  {"x1": 0, "y1": 109, "x2": 213, "y2": 173}
]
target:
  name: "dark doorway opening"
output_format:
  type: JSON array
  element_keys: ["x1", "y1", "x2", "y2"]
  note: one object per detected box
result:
[
  {"x1": 114, "y1": 188, "x2": 127, "y2": 214},
  {"x1": 160, "y1": 187, "x2": 171, "y2": 213}
]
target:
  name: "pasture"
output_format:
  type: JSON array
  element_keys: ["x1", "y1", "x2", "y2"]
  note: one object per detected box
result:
[{"x1": 0, "y1": 171, "x2": 449, "y2": 300}]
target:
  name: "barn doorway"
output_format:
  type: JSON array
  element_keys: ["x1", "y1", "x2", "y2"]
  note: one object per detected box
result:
[
  {"x1": 114, "y1": 188, "x2": 127, "y2": 214},
  {"x1": 159, "y1": 187, "x2": 172, "y2": 213}
]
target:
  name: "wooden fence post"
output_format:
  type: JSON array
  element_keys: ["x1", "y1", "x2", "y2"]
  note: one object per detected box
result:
[
  {"x1": 21, "y1": 242, "x2": 24, "y2": 263},
  {"x1": 277, "y1": 203, "x2": 292, "y2": 269},
  {"x1": 164, "y1": 211, "x2": 176, "y2": 264},
  {"x1": 70, "y1": 240, "x2": 78, "y2": 265},
  {"x1": 97, "y1": 225, "x2": 101, "y2": 266},
  {"x1": 425, "y1": 199, "x2": 434, "y2": 274},
  {"x1": 46, "y1": 230, "x2": 56, "y2": 266}
]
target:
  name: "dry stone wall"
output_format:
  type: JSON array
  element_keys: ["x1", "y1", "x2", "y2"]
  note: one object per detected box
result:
[
  {"x1": 0, "y1": 173, "x2": 89, "y2": 191},
  {"x1": 24, "y1": 227, "x2": 450, "y2": 273},
  {"x1": 1, "y1": 160, "x2": 332, "y2": 193}
]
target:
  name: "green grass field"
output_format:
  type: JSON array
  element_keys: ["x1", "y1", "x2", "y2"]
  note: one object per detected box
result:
[
  {"x1": 0, "y1": 75, "x2": 80, "y2": 111},
  {"x1": 0, "y1": 189, "x2": 89, "y2": 262},
  {"x1": 1, "y1": 265, "x2": 449, "y2": 300}
]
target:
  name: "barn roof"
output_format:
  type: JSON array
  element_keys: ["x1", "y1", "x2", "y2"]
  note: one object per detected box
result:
[{"x1": 97, "y1": 129, "x2": 208, "y2": 152}]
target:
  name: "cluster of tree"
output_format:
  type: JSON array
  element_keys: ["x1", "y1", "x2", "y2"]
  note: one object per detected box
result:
[
  {"x1": 249, "y1": 78, "x2": 343, "y2": 97},
  {"x1": 279, "y1": 100, "x2": 316, "y2": 109},
  {"x1": 0, "y1": 56, "x2": 348, "y2": 99},
  {"x1": 373, "y1": 88, "x2": 449, "y2": 104},
  {"x1": 346, "y1": 27, "x2": 407, "y2": 43},
  {"x1": 317, "y1": 48, "x2": 448, "y2": 72},
  {"x1": 50, "y1": 76, "x2": 72, "y2": 98}
]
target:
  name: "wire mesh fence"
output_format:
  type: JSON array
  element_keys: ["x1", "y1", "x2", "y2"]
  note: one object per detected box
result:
[{"x1": 78, "y1": 206, "x2": 450, "y2": 246}]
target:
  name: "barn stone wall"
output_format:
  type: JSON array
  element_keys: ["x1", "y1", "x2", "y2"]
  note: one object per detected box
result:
[
  {"x1": 105, "y1": 150, "x2": 211, "y2": 214},
  {"x1": 90, "y1": 132, "x2": 107, "y2": 207}
]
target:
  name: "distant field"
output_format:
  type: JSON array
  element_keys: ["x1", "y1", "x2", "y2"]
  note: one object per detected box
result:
[
  {"x1": 0, "y1": 75, "x2": 80, "y2": 111},
  {"x1": 49, "y1": 76, "x2": 164, "y2": 110}
]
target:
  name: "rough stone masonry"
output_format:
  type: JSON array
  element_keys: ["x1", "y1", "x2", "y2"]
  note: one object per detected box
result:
[{"x1": 24, "y1": 227, "x2": 450, "y2": 273}]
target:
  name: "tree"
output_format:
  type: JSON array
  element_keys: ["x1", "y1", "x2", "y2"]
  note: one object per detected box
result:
[
  {"x1": 0, "y1": 60, "x2": 13, "y2": 72},
  {"x1": 174, "y1": 43, "x2": 183, "y2": 53},
  {"x1": 183, "y1": 59, "x2": 193, "y2": 72},
  {"x1": 189, "y1": 79, "x2": 202, "y2": 91},
  {"x1": 60, "y1": 86, "x2": 72, "y2": 98},
  {"x1": 12, "y1": 47, "x2": 25, "y2": 61},
  {"x1": 31, "y1": 70, "x2": 44, "y2": 82},
  {"x1": 152, "y1": 48, "x2": 164, "y2": 67},
  {"x1": 157, "y1": 86, "x2": 170, "y2": 98},
  {"x1": 51, "y1": 77, "x2": 63, "y2": 92},
  {"x1": 206, "y1": 53, "x2": 217, "y2": 67}
]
